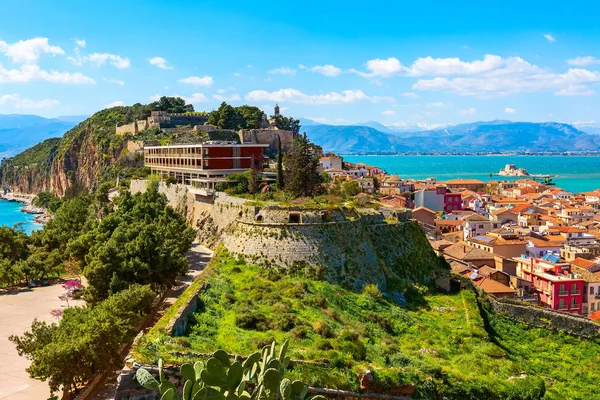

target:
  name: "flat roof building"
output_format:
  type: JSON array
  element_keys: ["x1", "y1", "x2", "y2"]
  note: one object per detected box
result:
[{"x1": 144, "y1": 141, "x2": 268, "y2": 195}]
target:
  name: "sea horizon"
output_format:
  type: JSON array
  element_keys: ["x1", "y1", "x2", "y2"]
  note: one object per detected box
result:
[{"x1": 345, "y1": 154, "x2": 600, "y2": 193}]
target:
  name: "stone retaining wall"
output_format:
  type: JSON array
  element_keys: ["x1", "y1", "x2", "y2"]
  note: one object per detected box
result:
[{"x1": 484, "y1": 293, "x2": 600, "y2": 338}]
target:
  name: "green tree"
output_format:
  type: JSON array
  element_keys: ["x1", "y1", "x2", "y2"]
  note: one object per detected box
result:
[
  {"x1": 272, "y1": 115, "x2": 301, "y2": 134},
  {"x1": 276, "y1": 135, "x2": 284, "y2": 190},
  {"x1": 150, "y1": 96, "x2": 193, "y2": 113},
  {"x1": 10, "y1": 285, "x2": 155, "y2": 396},
  {"x1": 236, "y1": 105, "x2": 265, "y2": 129},
  {"x1": 284, "y1": 133, "x2": 322, "y2": 197},
  {"x1": 343, "y1": 180, "x2": 361, "y2": 196},
  {"x1": 208, "y1": 102, "x2": 245, "y2": 130},
  {"x1": 75, "y1": 184, "x2": 195, "y2": 303},
  {"x1": 248, "y1": 156, "x2": 259, "y2": 194}
]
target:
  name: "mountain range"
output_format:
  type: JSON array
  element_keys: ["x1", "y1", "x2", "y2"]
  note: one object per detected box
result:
[
  {"x1": 302, "y1": 119, "x2": 600, "y2": 154},
  {"x1": 3, "y1": 113, "x2": 600, "y2": 157},
  {"x1": 0, "y1": 114, "x2": 87, "y2": 159}
]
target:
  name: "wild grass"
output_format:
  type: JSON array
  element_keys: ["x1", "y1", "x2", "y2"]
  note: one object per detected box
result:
[{"x1": 134, "y1": 250, "x2": 600, "y2": 399}]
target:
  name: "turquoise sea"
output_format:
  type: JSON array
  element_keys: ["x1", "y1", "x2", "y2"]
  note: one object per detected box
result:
[
  {"x1": 0, "y1": 199, "x2": 41, "y2": 235},
  {"x1": 345, "y1": 155, "x2": 600, "y2": 194}
]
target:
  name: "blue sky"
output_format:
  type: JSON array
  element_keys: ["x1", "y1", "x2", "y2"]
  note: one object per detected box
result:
[{"x1": 2, "y1": 0, "x2": 600, "y2": 128}]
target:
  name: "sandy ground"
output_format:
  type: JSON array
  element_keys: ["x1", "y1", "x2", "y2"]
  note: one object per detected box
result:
[{"x1": 0, "y1": 283, "x2": 84, "y2": 400}]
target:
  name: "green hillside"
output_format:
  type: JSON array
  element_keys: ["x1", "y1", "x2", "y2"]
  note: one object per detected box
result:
[{"x1": 134, "y1": 250, "x2": 600, "y2": 400}]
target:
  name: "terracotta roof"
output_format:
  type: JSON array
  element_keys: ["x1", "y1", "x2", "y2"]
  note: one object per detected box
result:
[
  {"x1": 473, "y1": 277, "x2": 516, "y2": 294},
  {"x1": 413, "y1": 206, "x2": 436, "y2": 214},
  {"x1": 477, "y1": 265, "x2": 501, "y2": 277},
  {"x1": 558, "y1": 226, "x2": 587, "y2": 233},
  {"x1": 589, "y1": 311, "x2": 600, "y2": 321},
  {"x1": 448, "y1": 260, "x2": 471, "y2": 275},
  {"x1": 430, "y1": 239, "x2": 454, "y2": 251},
  {"x1": 571, "y1": 257, "x2": 596, "y2": 270},
  {"x1": 435, "y1": 219, "x2": 465, "y2": 226},
  {"x1": 443, "y1": 242, "x2": 495, "y2": 262},
  {"x1": 446, "y1": 179, "x2": 485, "y2": 185}
]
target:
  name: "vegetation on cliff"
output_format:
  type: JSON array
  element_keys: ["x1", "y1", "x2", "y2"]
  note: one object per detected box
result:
[{"x1": 134, "y1": 250, "x2": 600, "y2": 399}]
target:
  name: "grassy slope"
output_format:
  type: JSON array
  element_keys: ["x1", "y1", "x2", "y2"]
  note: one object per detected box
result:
[{"x1": 135, "y1": 250, "x2": 600, "y2": 399}]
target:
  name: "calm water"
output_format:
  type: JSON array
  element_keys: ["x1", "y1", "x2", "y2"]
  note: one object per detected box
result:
[
  {"x1": 345, "y1": 155, "x2": 600, "y2": 194},
  {"x1": 0, "y1": 199, "x2": 41, "y2": 235}
]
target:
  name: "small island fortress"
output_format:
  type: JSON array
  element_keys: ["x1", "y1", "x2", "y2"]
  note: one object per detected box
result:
[{"x1": 498, "y1": 164, "x2": 530, "y2": 177}]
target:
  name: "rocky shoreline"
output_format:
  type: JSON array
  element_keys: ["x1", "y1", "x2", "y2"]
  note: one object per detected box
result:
[{"x1": 0, "y1": 192, "x2": 51, "y2": 225}]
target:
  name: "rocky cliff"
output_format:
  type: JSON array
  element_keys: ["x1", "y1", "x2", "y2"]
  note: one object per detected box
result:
[{"x1": 1, "y1": 107, "x2": 140, "y2": 196}]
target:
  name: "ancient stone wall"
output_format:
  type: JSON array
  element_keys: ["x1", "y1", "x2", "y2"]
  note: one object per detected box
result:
[
  {"x1": 238, "y1": 129, "x2": 295, "y2": 157},
  {"x1": 222, "y1": 219, "x2": 387, "y2": 290},
  {"x1": 129, "y1": 180, "x2": 445, "y2": 290},
  {"x1": 482, "y1": 290, "x2": 600, "y2": 339}
]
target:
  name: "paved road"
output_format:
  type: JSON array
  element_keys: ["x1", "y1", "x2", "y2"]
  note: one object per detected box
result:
[{"x1": 0, "y1": 283, "x2": 84, "y2": 400}]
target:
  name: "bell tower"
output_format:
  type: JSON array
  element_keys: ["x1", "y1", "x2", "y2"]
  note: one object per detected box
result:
[{"x1": 274, "y1": 103, "x2": 280, "y2": 118}]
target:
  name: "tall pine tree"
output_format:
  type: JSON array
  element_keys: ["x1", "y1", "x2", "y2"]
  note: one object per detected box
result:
[{"x1": 284, "y1": 133, "x2": 322, "y2": 197}]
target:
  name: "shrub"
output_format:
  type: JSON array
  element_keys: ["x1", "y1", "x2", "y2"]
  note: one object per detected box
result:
[
  {"x1": 362, "y1": 283, "x2": 383, "y2": 302},
  {"x1": 312, "y1": 319, "x2": 333, "y2": 338},
  {"x1": 235, "y1": 306, "x2": 269, "y2": 331}
]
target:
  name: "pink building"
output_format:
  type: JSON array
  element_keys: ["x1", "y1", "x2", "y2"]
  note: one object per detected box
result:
[
  {"x1": 444, "y1": 191, "x2": 463, "y2": 213},
  {"x1": 515, "y1": 255, "x2": 584, "y2": 314}
]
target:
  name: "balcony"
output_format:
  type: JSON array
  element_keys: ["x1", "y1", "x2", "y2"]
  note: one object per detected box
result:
[
  {"x1": 570, "y1": 290, "x2": 581, "y2": 295},
  {"x1": 558, "y1": 291, "x2": 568, "y2": 296},
  {"x1": 558, "y1": 304, "x2": 568, "y2": 310}
]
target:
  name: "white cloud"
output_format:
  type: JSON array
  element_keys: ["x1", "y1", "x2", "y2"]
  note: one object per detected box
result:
[
  {"x1": 413, "y1": 62, "x2": 600, "y2": 98},
  {"x1": 544, "y1": 33, "x2": 556, "y2": 42},
  {"x1": 459, "y1": 107, "x2": 477, "y2": 116},
  {"x1": 88, "y1": 53, "x2": 130, "y2": 68},
  {"x1": 0, "y1": 63, "x2": 95, "y2": 84},
  {"x1": 268, "y1": 67, "x2": 296, "y2": 75},
  {"x1": 213, "y1": 93, "x2": 241, "y2": 101},
  {"x1": 382, "y1": 110, "x2": 396, "y2": 115},
  {"x1": 75, "y1": 39, "x2": 86, "y2": 48},
  {"x1": 425, "y1": 101, "x2": 449, "y2": 108},
  {"x1": 105, "y1": 101, "x2": 125, "y2": 108},
  {"x1": 245, "y1": 88, "x2": 395, "y2": 105},
  {"x1": 504, "y1": 107, "x2": 517, "y2": 114},
  {"x1": 349, "y1": 57, "x2": 404, "y2": 78},
  {"x1": 556, "y1": 84, "x2": 597, "y2": 96},
  {"x1": 567, "y1": 56, "x2": 600, "y2": 66},
  {"x1": 401, "y1": 92, "x2": 420, "y2": 99},
  {"x1": 310, "y1": 64, "x2": 342, "y2": 77},
  {"x1": 104, "y1": 78, "x2": 125, "y2": 86},
  {"x1": 233, "y1": 72, "x2": 241, "y2": 77},
  {"x1": 150, "y1": 93, "x2": 207, "y2": 103},
  {"x1": 179, "y1": 75, "x2": 213, "y2": 86},
  {"x1": 0, "y1": 37, "x2": 64, "y2": 63},
  {"x1": 68, "y1": 50, "x2": 130, "y2": 69},
  {"x1": 149, "y1": 56, "x2": 172, "y2": 70},
  {"x1": 0, "y1": 94, "x2": 59, "y2": 109}
]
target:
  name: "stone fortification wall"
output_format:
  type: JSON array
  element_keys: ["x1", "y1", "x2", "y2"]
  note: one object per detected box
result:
[
  {"x1": 222, "y1": 219, "x2": 387, "y2": 290},
  {"x1": 129, "y1": 180, "x2": 445, "y2": 290},
  {"x1": 483, "y1": 293, "x2": 600, "y2": 339},
  {"x1": 238, "y1": 129, "x2": 295, "y2": 157}
]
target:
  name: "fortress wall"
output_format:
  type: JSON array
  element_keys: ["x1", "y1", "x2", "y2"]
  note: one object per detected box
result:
[
  {"x1": 222, "y1": 219, "x2": 387, "y2": 290},
  {"x1": 129, "y1": 180, "x2": 444, "y2": 290}
]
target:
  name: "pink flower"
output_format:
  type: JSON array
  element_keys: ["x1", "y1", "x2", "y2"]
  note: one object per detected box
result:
[{"x1": 50, "y1": 309, "x2": 63, "y2": 319}]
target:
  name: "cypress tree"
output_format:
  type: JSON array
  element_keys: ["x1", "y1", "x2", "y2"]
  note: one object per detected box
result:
[{"x1": 276, "y1": 135, "x2": 284, "y2": 190}]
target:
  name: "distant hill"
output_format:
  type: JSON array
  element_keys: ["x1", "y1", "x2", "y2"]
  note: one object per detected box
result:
[
  {"x1": 572, "y1": 121, "x2": 600, "y2": 135},
  {"x1": 303, "y1": 120, "x2": 600, "y2": 154},
  {"x1": 0, "y1": 114, "x2": 86, "y2": 158}
]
